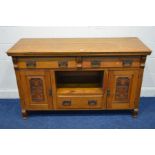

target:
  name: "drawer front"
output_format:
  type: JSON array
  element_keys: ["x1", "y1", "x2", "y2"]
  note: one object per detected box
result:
[
  {"x1": 16, "y1": 56, "x2": 140, "y2": 69},
  {"x1": 17, "y1": 57, "x2": 77, "y2": 69},
  {"x1": 82, "y1": 57, "x2": 140, "y2": 68},
  {"x1": 56, "y1": 95, "x2": 104, "y2": 109}
]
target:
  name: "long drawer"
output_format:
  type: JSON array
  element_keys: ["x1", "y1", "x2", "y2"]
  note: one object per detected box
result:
[{"x1": 55, "y1": 95, "x2": 104, "y2": 110}]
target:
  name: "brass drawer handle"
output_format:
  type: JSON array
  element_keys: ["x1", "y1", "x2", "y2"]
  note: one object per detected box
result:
[
  {"x1": 88, "y1": 100, "x2": 97, "y2": 106},
  {"x1": 77, "y1": 63, "x2": 82, "y2": 69},
  {"x1": 91, "y1": 60, "x2": 101, "y2": 67},
  {"x1": 122, "y1": 60, "x2": 133, "y2": 67},
  {"x1": 26, "y1": 60, "x2": 36, "y2": 68},
  {"x1": 58, "y1": 60, "x2": 68, "y2": 68},
  {"x1": 76, "y1": 57, "x2": 82, "y2": 69},
  {"x1": 62, "y1": 100, "x2": 71, "y2": 106},
  {"x1": 48, "y1": 89, "x2": 52, "y2": 96}
]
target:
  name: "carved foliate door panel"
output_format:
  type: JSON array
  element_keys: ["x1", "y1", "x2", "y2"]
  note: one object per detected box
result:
[
  {"x1": 20, "y1": 70, "x2": 53, "y2": 110},
  {"x1": 107, "y1": 70, "x2": 139, "y2": 109}
]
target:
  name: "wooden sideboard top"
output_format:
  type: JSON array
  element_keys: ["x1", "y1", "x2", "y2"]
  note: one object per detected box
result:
[{"x1": 7, "y1": 37, "x2": 151, "y2": 56}]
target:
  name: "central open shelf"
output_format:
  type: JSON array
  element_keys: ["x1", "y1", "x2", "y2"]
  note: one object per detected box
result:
[{"x1": 55, "y1": 71, "x2": 104, "y2": 95}]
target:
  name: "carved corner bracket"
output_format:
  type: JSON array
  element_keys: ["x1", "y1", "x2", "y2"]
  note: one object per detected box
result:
[
  {"x1": 140, "y1": 56, "x2": 146, "y2": 68},
  {"x1": 13, "y1": 57, "x2": 18, "y2": 68}
]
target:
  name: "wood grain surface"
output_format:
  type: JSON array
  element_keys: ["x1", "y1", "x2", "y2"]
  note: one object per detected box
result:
[{"x1": 7, "y1": 37, "x2": 151, "y2": 56}]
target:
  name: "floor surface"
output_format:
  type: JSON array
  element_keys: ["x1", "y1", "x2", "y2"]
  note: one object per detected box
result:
[{"x1": 0, "y1": 97, "x2": 155, "y2": 129}]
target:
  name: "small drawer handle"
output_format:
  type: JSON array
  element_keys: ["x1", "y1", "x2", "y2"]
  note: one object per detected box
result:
[
  {"x1": 77, "y1": 63, "x2": 82, "y2": 69},
  {"x1": 122, "y1": 60, "x2": 133, "y2": 67},
  {"x1": 88, "y1": 100, "x2": 97, "y2": 106},
  {"x1": 48, "y1": 89, "x2": 52, "y2": 96},
  {"x1": 26, "y1": 60, "x2": 36, "y2": 68},
  {"x1": 76, "y1": 57, "x2": 82, "y2": 69},
  {"x1": 62, "y1": 100, "x2": 71, "y2": 106},
  {"x1": 91, "y1": 60, "x2": 101, "y2": 67},
  {"x1": 58, "y1": 60, "x2": 68, "y2": 68}
]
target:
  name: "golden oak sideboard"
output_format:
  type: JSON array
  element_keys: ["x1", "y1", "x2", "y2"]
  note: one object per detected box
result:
[{"x1": 7, "y1": 38, "x2": 151, "y2": 118}]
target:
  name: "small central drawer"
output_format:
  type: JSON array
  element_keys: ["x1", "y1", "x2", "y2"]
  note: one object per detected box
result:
[
  {"x1": 17, "y1": 57, "x2": 77, "y2": 69},
  {"x1": 56, "y1": 95, "x2": 104, "y2": 109}
]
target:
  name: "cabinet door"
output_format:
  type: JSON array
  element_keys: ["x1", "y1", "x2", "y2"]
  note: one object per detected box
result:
[
  {"x1": 20, "y1": 70, "x2": 53, "y2": 110},
  {"x1": 107, "y1": 70, "x2": 138, "y2": 109}
]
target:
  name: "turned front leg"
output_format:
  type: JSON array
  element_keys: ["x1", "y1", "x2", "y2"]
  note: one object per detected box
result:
[
  {"x1": 132, "y1": 108, "x2": 139, "y2": 118},
  {"x1": 22, "y1": 109, "x2": 28, "y2": 119}
]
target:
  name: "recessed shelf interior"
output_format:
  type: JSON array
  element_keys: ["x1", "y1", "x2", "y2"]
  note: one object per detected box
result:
[{"x1": 55, "y1": 71, "x2": 104, "y2": 95}]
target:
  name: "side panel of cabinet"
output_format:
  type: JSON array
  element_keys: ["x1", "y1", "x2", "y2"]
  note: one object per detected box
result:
[
  {"x1": 107, "y1": 70, "x2": 139, "y2": 109},
  {"x1": 20, "y1": 69, "x2": 53, "y2": 110}
]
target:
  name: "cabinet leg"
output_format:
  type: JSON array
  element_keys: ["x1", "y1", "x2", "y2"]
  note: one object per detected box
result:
[
  {"x1": 132, "y1": 109, "x2": 139, "y2": 118},
  {"x1": 22, "y1": 109, "x2": 28, "y2": 119}
]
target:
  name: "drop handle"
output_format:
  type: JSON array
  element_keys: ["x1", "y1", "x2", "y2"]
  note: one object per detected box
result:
[
  {"x1": 62, "y1": 100, "x2": 71, "y2": 106},
  {"x1": 107, "y1": 88, "x2": 110, "y2": 96},
  {"x1": 26, "y1": 60, "x2": 36, "y2": 68},
  {"x1": 58, "y1": 60, "x2": 68, "y2": 68},
  {"x1": 122, "y1": 60, "x2": 133, "y2": 66},
  {"x1": 77, "y1": 63, "x2": 82, "y2": 69},
  {"x1": 91, "y1": 60, "x2": 101, "y2": 67},
  {"x1": 88, "y1": 100, "x2": 97, "y2": 106},
  {"x1": 48, "y1": 89, "x2": 52, "y2": 96},
  {"x1": 76, "y1": 57, "x2": 82, "y2": 69}
]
